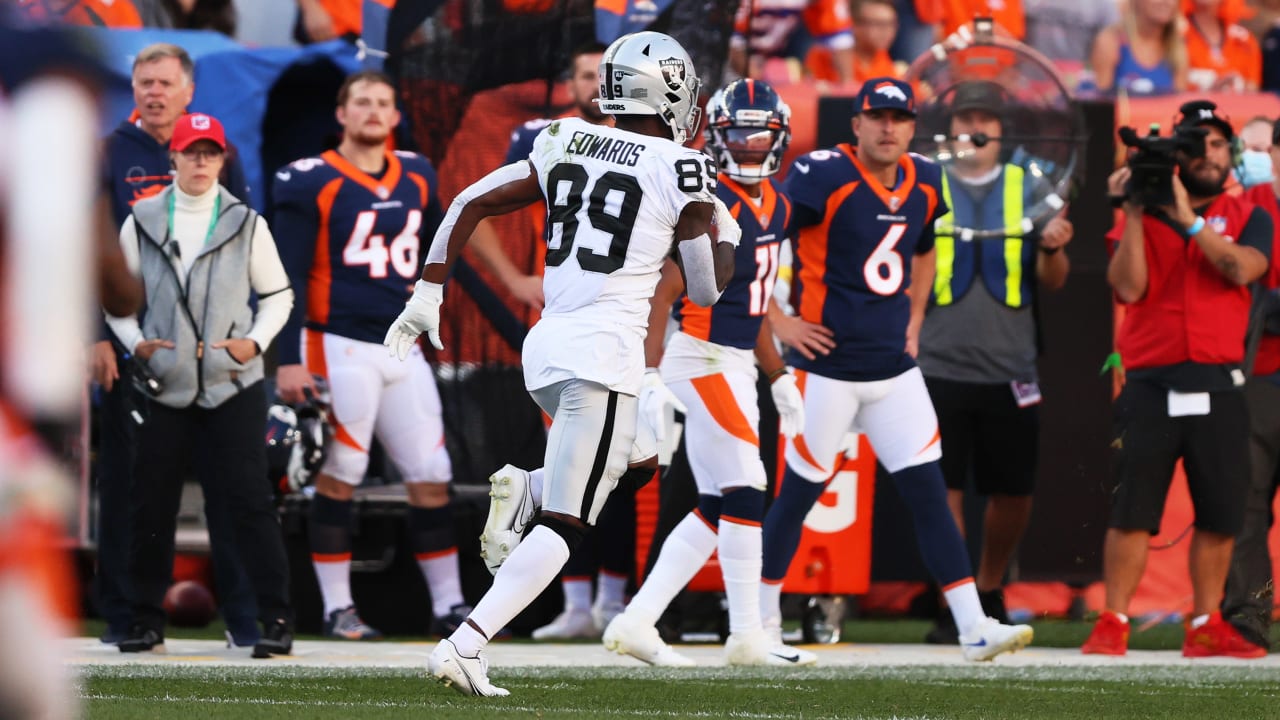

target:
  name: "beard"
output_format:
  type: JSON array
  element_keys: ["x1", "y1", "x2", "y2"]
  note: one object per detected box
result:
[{"x1": 1178, "y1": 161, "x2": 1228, "y2": 197}]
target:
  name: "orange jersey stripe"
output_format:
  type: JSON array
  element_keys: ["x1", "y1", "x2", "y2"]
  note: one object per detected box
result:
[
  {"x1": 407, "y1": 171, "x2": 429, "y2": 208},
  {"x1": 720, "y1": 515, "x2": 763, "y2": 528},
  {"x1": 942, "y1": 576, "x2": 975, "y2": 593},
  {"x1": 796, "y1": 182, "x2": 860, "y2": 324},
  {"x1": 693, "y1": 507, "x2": 719, "y2": 531},
  {"x1": 917, "y1": 427, "x2": 941, "y2": 457},
  {"x1": 679, "y1": 296, "x2": 713, "y2": 341},
  {"x1": 321, "y1": 149, "x2": 403, "y2": 200},
  {"x1": 304, "y1": 329, "x2": 366, "y2": 452},
  {"x1": 307, "y1": 178, "x2": 343, "y2": 325},
  {"x1": 691, "y1": 374, "x2": 760, "y2": 447},
  {"x1": 843, "y1": 144, "x2": 917, "y2": 212}
]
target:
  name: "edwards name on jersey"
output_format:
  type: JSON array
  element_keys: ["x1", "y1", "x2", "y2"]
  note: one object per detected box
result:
[
  {"x1": 272, "y1": 149, "x2": 443, "y2": 365},
  {"x1": 521, "y1": 116, "x2": 716, "y2": 394}
]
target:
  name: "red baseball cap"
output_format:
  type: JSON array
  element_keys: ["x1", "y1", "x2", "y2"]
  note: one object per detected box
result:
[{"x1": 171, "y1": 113, "x2": 226, "y2": 151}]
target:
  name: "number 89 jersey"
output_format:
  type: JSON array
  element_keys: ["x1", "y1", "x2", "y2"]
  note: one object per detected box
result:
[
  {"x1": 522, "y1": 117, "x2": 716, "y2": 394},
  {"x1": 784, "y1": 145, "x2": 946, "y2": 381}
]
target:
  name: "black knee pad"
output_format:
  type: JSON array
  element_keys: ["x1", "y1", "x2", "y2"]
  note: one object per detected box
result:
[
  {"x1": 617, "y1": 464, "x2": 657, "y2": 494},
  {"x1": 533, "y1": 514, "x2": 588, "y2": 552}
]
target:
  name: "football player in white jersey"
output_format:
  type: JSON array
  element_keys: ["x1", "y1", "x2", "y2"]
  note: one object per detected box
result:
[{"x1": 385, "y1": 31, "x2": 739, "y2": 697}]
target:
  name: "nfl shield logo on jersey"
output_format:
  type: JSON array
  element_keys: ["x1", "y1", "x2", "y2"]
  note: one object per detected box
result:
[{"x1": 660, "y1": 57, "x2": 686, "y2": 91}]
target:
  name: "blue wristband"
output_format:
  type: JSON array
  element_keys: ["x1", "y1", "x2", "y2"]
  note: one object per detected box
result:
[{"x1": 1184, "y1": 216, "x2": 1206, "y2": 237}]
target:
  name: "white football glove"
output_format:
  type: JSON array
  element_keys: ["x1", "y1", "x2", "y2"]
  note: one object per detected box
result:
[
  {"x1": 638, "y1": 368, "x2": 687, "y2": 444},
  {"x1": 711, "y1": 196, "x2": 742, "y2": 248},
  {"x1": 770, "y1": 371, "x2": 805, "y2": 439},
  {"x1": 384, "y1": 280, "x2": 444, "y2": 360}
]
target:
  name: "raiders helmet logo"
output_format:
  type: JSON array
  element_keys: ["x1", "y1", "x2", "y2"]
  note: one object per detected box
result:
[{"x1": 659, "y1": 57, "x2": 686, "y2": 91}]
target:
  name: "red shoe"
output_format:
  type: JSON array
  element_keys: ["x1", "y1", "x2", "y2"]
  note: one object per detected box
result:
[
  {"x1": 1182, "y1": 613, "x2": 1268, "y2": 658},
  {"x1": 1082, "y1": 611, "x2": 1129, "y2": 655}
]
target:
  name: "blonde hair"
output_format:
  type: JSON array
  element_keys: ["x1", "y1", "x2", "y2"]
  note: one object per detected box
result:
[
  {"x1": 1122, "y1": 0, "x2": 1187, "y2": 80},
  {"x1": 132, "y1": 43, "x2": 194, "y2": 85}
]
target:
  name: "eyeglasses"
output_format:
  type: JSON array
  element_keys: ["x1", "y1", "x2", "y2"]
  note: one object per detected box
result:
[{"x1": 179, "y1": 147, "x2": 224, "y2": 161}]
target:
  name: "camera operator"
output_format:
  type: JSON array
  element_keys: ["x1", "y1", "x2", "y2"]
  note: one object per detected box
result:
[{"x1": 1083, "y1": 101, "x2": 1273, "y2": 657}]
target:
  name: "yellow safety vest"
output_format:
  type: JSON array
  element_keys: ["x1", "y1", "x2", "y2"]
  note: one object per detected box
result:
[{"x1": 932, "y1": 164, "x2": 1031, "y2": 308}]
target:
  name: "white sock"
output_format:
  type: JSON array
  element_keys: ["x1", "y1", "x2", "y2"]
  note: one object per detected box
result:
[
  {"x1": 718, "y1": 519, "x2": 763, "y2": 634},
  {"x1": 312, "y1": 557, "x2": 353, "y2": 617},
  {"x1": 562, "y1": 577, "x2": 593, "y2": 612},
  {"x1": 529, "y1": 467, "x2": 545, "y2": 507},
  {"x1": 625, "y1": 512, "x2": 717, "y2": 625},
  {"x1": 759, "y1": 579, "x2": 783, "y2": 632},
  {"x1": 417, "y1": 550, "x2": 465, "y2": 617},
  {"x1": 944, "y1": 579, "x2": 986, "y2": 636},
  {"x1": 1190, "y1": 613, "x2": 1210, "y2": 630},
  {"x1": 453, "y1": 525, "x2": 570, "y2": 655},
  {"x1": 596, "y1": 570, "x2": 628, "y2": 609}
]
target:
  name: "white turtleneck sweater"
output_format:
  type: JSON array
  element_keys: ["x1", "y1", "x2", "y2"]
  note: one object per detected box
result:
[{"x1": 106, "y1": 183, "x2": 294, "y2": 356}]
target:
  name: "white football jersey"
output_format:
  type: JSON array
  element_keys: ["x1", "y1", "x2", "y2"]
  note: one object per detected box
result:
[{"x1": 521, "y1": 117, "x2": 716, "y2": 395}]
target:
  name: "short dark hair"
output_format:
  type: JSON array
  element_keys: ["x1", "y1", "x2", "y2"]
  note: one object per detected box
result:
[
  {"x1": 569, "y1": 42, "x2": 607, "y2": 72},
  {"x1": 337, "y1": 70, "x2": 396, "y2": 107},
  {"x1": 1272, "y1": 117, "x2": 1280, "y2": 146}
]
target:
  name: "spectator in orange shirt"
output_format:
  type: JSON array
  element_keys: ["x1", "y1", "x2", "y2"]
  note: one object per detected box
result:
[
  {"x1": 852, "y1": 0, "x2": 905, "y2": 81},
  {"x1": 1090, "y1": 0, "x2": 1187, "y2": 95},
  {"x1": 296, "y1": 0, "x2": 389, "y2": 43},
  {"x1": 731, "y1": 0, "x2": 856, "y2": 83},
  {"x1": 16, "y1": 0, "x2": 143, "y2": 28},
  {"x1": 942, "y1": 0, "x2": 1026, "y2": 39},
  {"x1": 1184, "y1": 0, "x2": 1262, "y2": 91}
]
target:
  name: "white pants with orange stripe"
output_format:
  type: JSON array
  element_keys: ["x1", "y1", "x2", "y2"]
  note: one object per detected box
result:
[
  {"x1": 787, "y1": 366, "x2": 941, "y2": 481},
  {"x1": 661, "y1": 332, "x2": 767, "y2": 494},
  {"x1": 301, "y1": 330, "x2": 451, "y2": 486}
]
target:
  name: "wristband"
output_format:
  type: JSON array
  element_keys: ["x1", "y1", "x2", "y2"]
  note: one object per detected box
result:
[
  {"x1": 767, "y1": 367, "x2": 788, "y2": 383},
  {"x1": 1184, "y1": 216, "x2": 1205, "y2": 237}
]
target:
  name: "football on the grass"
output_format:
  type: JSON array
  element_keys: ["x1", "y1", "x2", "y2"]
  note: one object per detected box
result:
[{"x1": 163, "y1": 580, "x2": 216, "y2": 628}]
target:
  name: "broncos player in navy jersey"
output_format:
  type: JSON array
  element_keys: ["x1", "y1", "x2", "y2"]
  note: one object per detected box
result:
[
  {"x1": 602, "y1": 79, "x2": 816, "y2": 667},
  {"x1": 757, "y1": 78, "x2": 1034, "y2": 661},
  {"x1": 272, "y1": 71, "x2": 464, "y2": 641}
]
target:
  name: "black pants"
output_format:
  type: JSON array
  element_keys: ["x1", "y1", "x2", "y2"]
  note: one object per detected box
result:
[
  {"x1": 129, "y1": 381, "x2": 292, "y2": 632},
  {"x1": 93, "y1": 371, "x2": 136, "y2": 633},
  {"x1": 1223, "y1": 378, "x2": 1280, "y2": 647}
]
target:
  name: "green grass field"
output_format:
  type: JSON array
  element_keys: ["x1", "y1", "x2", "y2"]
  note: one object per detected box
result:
[
  {"x1": 81, "y1": 664, "x2": 1280, "y2": 720},
  {"x1": 76, "y1": 619, "x2": 1280, "y2": 719}
]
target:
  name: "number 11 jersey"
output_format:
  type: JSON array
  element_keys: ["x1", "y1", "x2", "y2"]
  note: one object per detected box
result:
[{"x1": 522, "y1": 117, "x2": 715, "y2": 395}]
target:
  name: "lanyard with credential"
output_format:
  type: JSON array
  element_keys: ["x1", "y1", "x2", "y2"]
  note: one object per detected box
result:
[{"x1": 166, "y1": 190, "x2": 221, "y2": 263}]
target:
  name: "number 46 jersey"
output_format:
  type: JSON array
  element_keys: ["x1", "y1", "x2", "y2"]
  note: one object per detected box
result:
[
  {"x1": 522, "y1": 116, "x2": 716, "y2": 395},
  {"x1": 271, "y1": 149, "x2": 443, "y2": 366},
  {"x1": 785, "y1": 144, "x2": 947, "y2": 382}
]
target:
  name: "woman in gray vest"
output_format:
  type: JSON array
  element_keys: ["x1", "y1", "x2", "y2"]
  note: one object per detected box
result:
[{"x1": 105, "y1": 112, "x2": 296, "y2": 658}]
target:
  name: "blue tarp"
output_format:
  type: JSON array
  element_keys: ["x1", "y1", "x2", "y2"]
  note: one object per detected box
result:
[{"x1": 84, "y1": 28, "x2": 361, "y2": 211}]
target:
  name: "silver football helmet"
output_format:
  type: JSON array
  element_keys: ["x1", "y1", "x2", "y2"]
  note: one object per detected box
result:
[{"x1": 596, "y1": 31, "x2": 702, "y2": 144}]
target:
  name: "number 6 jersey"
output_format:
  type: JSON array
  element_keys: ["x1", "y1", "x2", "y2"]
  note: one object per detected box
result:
[
  {"x1": 271, "y1": 149, "x2": 444, "y2": 365},
  {"x1": 522, "y1": 116, "x2": 716, "y2": 395},
  {"x1": 784, "y1": 145, "x2": 947, "y2": 382}
]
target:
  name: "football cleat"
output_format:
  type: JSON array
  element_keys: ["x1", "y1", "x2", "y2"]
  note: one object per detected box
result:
[
  {"x1": 960, "y1": 617, "x2": 1033, "y2": 662},
  {"x1": 428, "y1": 639, "x2": 509, "y2": 697},
  {"x1": 323, "y1": 606, "x2": 382, "y2": 641},
  {"x1": 603, "y1": 611, "x2": 695, "y2": 667},
  {"x1": 724, "y1": 630, "x2": 818, "y2": 666},
  {"x1": 251, "y1": 618, "x2": 294, "y2": 658},
  {"x1": 532, "y1": 608, "x2": 600, "y2": 640},
  {"x1": 479, "y1": 464, "x2": 537, "y2": 576},
  {"x1": 591, "y1": 600, "x2": 626, "y2": 634},
  {"x1": 117, "y1": 625, "x2": 164, "y2": 654}
]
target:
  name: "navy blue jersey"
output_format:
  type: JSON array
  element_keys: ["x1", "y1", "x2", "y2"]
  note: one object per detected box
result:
[
  {"x1": 272, "y1": 149, "x2": 444, "y2": 364},
  {"x1": 784, "y1": 145, "x2": 947, "y2": 381},
  {"x1": 673, "y1": 175, "x2": 791, "y2": 350},
  {"x1": 504, "y1": 118, "x2": 554, "y2": 165}
]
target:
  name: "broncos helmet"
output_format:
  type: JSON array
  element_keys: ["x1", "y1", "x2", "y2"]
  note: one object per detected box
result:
[
  {"x1": 265, "y1": 383, "x2": 333, "y2": 494},
  {"x1": 705, "y1": 79, "x2": 791, "y2": 184},
  {"x1": 597, "y1": 31, "x2": 702, "y2": 144}
]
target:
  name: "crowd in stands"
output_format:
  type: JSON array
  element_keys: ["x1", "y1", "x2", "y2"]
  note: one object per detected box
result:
[{"x1": 13, "y1": 0, "x2": 1280, "y2": 95}]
